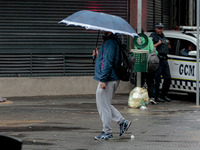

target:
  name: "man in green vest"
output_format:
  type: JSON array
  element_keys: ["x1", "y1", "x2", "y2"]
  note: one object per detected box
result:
[{"x1": 134, "y1": 33, "x2": 158, "y2": 104}]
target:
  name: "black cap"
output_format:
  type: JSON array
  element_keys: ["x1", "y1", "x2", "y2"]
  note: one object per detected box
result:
[{"x1": 155, "y1": 23, "x2": 164, "y2": 28}]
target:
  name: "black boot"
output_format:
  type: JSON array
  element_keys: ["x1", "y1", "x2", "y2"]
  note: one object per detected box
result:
[
  {"x1": 155, "y1": 97, "x2": 165, "y2": 102},
  {"x1": 163, "y1": 96, "x2": 171, "y2": 102}
]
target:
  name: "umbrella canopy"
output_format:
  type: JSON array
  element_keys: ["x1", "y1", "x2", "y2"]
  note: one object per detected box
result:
[{"x1": 59, "y1": 10, "x2": 138, "y2": 37}]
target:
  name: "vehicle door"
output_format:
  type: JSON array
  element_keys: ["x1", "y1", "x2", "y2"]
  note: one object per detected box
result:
[{"x1": 167, "y1": 38, "x2": 196, "y2": 93}]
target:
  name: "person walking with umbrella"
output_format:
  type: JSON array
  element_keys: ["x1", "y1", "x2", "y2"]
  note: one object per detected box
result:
[
  {"x1": 59, "y1": 10, "x2": 137, "y2": 140},
  {"x1": 93, "y1": 31, "x2": 131, "y2": 140}
]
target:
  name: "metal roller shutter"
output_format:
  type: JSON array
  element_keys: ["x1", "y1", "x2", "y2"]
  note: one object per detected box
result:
[
  {"x1": 147, "y1": 0, "x2": 170, "y2": 31},
  {"x1": 0, "y1": 0, "x2": 128, "y2": 77},
  {"x1": 163, "y1": 0, "x2": 170, "y2": 29},
  {"x1": 147, "y1": 0, "x2": 154, "y2": 30}
]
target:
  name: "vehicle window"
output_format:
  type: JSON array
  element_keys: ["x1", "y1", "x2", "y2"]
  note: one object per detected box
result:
[
  {"x1": 178, "y1": 39, "x2": 196, "y2": 57},
  {"x1": 168, "y1": 38, "x2": 177, "y2": 55}
]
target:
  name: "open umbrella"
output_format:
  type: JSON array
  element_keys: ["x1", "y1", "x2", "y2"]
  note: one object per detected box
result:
[
  {"x1": 59, "y1": 10, "x2": 138, "y2": 60},
  {"x1": 59, "y1": 10, "x2": 137, "y2": 37}
]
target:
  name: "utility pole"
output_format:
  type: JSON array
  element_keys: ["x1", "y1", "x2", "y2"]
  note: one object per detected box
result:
[
  {"x1": 196, "y1": 0, "x2": 199, "y2": 106},
  {"x1": 136, "y1": 0, "x2": 142, "y2": 87}
]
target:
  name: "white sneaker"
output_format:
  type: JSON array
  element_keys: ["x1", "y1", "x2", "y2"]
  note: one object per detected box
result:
[
  {"x1": 0, "y1": 97, "x2": 6, "y2": 102},
  {"x1": 150, "y1": 98, "x2": 157, "y2": 105}
]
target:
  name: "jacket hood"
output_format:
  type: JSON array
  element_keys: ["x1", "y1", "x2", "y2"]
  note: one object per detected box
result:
[{"x1": 103, "y1": 34, "x2": 120, "y2": 44}]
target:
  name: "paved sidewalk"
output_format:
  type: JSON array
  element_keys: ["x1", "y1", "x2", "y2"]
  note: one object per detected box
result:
[{"x1": 0, "y1": 93, "x2": 200, "y2": 150}]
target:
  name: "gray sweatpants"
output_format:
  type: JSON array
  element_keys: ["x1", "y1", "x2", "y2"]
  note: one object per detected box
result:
[{"x1": 96, "y1": 80, "x2": 124, "y2": 134}]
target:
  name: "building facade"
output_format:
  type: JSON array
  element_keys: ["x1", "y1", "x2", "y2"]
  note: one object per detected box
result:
[{"x1": 0, "y1": 0, "x2": 193, "y2": 97}]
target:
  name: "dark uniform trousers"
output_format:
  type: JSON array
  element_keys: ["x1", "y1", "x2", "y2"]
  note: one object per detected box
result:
[
  {"x1": 141, "y1": 71, "x2": 155, "y2": 98},
  {"x1": 154, "y1": 58, "x2": 171, "y2": 99}
]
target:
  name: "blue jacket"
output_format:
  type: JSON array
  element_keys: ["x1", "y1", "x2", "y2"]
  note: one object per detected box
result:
[{"x1": 93, "y1": 34, "x2": 120, "y2": 82}]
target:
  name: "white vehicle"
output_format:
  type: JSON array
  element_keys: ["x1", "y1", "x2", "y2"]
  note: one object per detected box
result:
[{"x1": 146, "y1": 28, "x2": 199, "y2": 94}]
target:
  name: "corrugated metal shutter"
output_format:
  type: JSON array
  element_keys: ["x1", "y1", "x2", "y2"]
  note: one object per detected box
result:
[
  {"x1": 147, "y1": 0, "x2": 154, "y2": 30},
  {"x1": 0, "y1": 0, "x2": 128, "y2": 77},
  {"x1": 147, "y1": 0, "x2": 170, "y2": 31},
  {"x1": 163, "y1": 0, "x2": 170, "y2": 29}
]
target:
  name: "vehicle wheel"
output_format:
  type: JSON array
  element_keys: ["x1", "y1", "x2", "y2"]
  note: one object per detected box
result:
[{"x1": 187, "y1": 93, "x2": 196, "y2": 99}]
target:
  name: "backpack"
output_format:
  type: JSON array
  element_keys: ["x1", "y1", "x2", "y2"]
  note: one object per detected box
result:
[
  {"x1": 148, "y1": 47, "x2": 159, "y2": 72},
  {"x1": 114, "y1": 41, "x2": 135, "y2": 81}
]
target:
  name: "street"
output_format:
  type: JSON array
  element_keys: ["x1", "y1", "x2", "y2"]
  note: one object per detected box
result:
[{"x1": 0, "y1": 93, "x2": 200, "y2": 150}]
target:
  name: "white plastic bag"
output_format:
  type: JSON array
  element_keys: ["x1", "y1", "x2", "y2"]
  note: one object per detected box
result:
[{"x1": 128, "y1": 87, "x2": 149, "y2": 108}]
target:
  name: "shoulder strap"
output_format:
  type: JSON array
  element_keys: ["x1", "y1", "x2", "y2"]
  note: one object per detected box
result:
[{"x1": 155, "y1": 34, "x2": 167, "y2": 41}]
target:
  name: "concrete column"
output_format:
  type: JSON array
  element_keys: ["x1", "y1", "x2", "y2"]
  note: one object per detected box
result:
[{"x1": 189, "y1": 0, "x2": 193, "y2": 26}]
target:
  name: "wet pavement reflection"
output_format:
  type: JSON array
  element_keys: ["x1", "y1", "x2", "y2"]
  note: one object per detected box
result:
[{"x1": 0, "y1": 93, "x2": 200, "y2": 150}]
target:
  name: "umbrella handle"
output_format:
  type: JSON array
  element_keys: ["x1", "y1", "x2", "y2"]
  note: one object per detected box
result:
[
  {"x1": 95, "y1": 30, "x2": 100, "y2": 49},
  {"x1": 93, "y1": 55, "x2": 96, "y2": 61},
  {"x1": 93, "y1": 30, "x2": 100, "y2": 63}
]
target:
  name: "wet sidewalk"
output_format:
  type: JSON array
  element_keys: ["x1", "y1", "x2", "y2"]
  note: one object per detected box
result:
[{"x1": 0, "y1": 93, "x2": 200, "y2": 150}]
